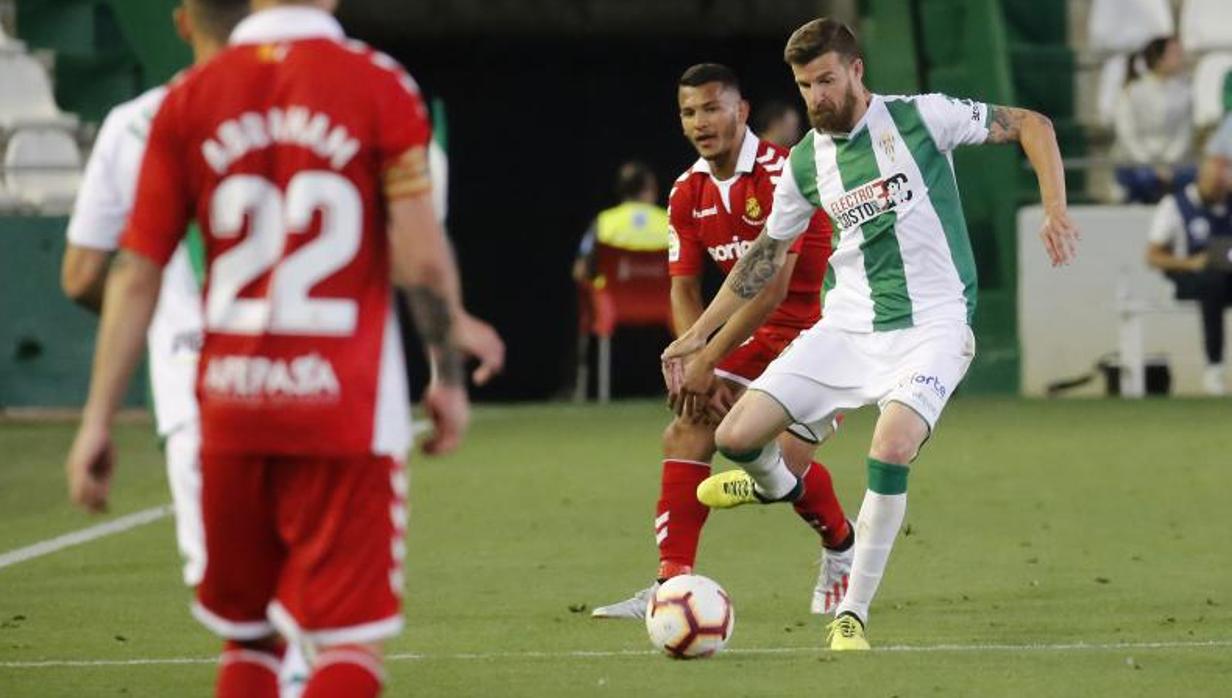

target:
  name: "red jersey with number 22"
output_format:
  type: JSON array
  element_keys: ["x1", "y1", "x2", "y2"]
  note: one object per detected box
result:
[
  {"x1": 668, "y1": 130, "x2": 831, "y2": 329},
  {"x1": 121, "y1": 32, "x2": 429, "y2": 457}
]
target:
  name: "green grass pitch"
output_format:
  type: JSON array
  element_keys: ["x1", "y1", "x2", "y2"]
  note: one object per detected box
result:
[{"x1": 1, "y1": 398, "x2": 1230, "y2": 696}]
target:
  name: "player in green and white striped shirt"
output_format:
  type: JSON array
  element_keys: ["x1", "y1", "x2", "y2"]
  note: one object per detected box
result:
[{"x1": 661, "y1": 17, "x2": 1079, "y2": 650}]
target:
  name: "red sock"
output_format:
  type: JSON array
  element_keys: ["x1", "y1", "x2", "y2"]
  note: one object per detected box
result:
[
  {"x1": 216, "y1": 640, "x2": 281, "y2": 698},
  {"x1": 304, "y1": 646, "x2": 383, "y2": 698},
  {"x1": 655, "y1": 459, "x2": 711, "y2": 580},
  {"x1": 792, "y1": 461, "x2": 851, "y2": 549}
]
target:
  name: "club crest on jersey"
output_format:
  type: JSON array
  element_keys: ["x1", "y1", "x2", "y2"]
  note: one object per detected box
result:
[
  {"x1": 878, "y1": 131, "x2": 896, "y2": 161},
  {"x1": 744, "y1": 196, "x2": 763, "y2": 221},
  {"x1": 825, "y1": 172, "x2": 913, "y2": 232}
]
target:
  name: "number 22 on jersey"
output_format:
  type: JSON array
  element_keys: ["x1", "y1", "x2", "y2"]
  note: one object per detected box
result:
[{"x1": 207, "y1": 171, "x2": 361, "y2": 336}]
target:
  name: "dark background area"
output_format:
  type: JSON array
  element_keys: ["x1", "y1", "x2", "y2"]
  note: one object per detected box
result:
[{"x1": 373, "y1": 34, "x2": 809, "y2": 400}]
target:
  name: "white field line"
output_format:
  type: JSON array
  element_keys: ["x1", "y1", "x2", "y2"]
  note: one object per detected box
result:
[
  {"x1": 2, "y1": 639, "x2": 1230, "y2": 669},
  {"x1": 0, "y1": 423, "x2": 438, "y2": 573},
  {"x1": 0, "y1": 505, "x2": 172, "y2": 571}
]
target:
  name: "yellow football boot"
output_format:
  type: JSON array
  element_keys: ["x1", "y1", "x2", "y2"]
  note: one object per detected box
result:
[
  {"x1": 826, "y1": 613, "x2": 871, "y2": 651},
  {"x1": 695, "y1": 469, "x2": 759, "y2": 509}
]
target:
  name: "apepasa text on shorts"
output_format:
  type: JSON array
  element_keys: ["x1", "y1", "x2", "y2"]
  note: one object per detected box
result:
[{"x1": 824, "y1": 172, "x2": 913, "y2": 232}]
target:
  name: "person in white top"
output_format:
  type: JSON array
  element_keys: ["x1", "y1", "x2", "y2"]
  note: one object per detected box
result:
[
  {"x1": 1113, "y1": 36, "x2": 1194, "y2": 203},
  {"x1": 1145, "y1": 153, "x2": 1232, "y2": 395},
  {"x1": 661, "y1": 18, "x2": 1078, "y2": 650},
  {"x1": 61, "y1": 0, "x2": 245, "y2": 592}
]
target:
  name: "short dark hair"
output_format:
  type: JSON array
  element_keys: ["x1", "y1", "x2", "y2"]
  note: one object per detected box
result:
[
  {"x1": 186, "y1": 0, "x2": 249, "y2": 43},
  {"x1": 678, "y1": 63, "x2": 742, "y2": 95},
  {"x1": 752, "y1": 100, "x2": 797, "y2": 133},
  {"x1": 615, "y1": 161, "x2": 655, "y2": 199},
  {"x1": 783, "y1": 18, "x2": 861, "y2": 66}
]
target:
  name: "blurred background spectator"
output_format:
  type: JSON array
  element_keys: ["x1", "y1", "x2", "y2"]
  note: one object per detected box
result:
[
  {"x1": 1145, "y1": 152, "x2": 1232, "y2": 394},
  {"x1": 1114, "y1": 36, "x2": 1194, "y2": 203},
  {"x1": 573, "y1": 161, "x2": 672, "y2": 401}
]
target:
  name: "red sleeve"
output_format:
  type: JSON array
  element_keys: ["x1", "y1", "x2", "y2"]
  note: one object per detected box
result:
[
  {"x1": 801, "y1": 210, "x2": 832, "y2": 256},
  {"x1": 375, "y1": 66, "x2": 433, "y2": 199},
  {"x1": 667, "y1": 178, "x2": 704, "y2": 276},
  {"x1": 120, "y1": 91, "x2": 190, "y2": 266}
]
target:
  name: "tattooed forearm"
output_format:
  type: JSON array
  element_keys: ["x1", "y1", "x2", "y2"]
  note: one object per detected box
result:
[
  {"x1": 986, "y1": 105, "x2": 1049, "y2": 144},
  {"x1": 404, "y1": 286, "x2": 465, "y2": 386},
  {"x1": 725, "y1": 233, "x2": 788, "y2": 299}
]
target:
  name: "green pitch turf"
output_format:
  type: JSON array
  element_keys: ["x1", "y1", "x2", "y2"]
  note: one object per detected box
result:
[{"x1": 1, "y1": 398, "x2": 1230, "y2": 696}]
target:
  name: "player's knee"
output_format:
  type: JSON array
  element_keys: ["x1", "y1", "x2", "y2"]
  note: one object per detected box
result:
[
  {"x1": 662, "y1": 417, "x2": 714, "y2": 460},
  {"x1": 868, "y1": 434, "x2": 919, "y2": 465},
  {"x1": 714, "y1": 419, "x2": 764, "y2": 459}
]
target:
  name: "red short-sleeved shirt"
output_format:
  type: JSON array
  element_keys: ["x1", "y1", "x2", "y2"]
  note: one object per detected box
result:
[
  {"x1": 122, "y1": 14, "x2": 430, "y2": 457},
  {"x1": 667, "y1": 130, "x2": 832, "y2": 329}
]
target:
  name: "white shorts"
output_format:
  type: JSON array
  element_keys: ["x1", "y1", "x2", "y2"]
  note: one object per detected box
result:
[
  {"x1": 164, "y1": 423, "x2": 205, "y2": 587},
  {"x1": 748, "y1": 320, "x2": 976, "y2": 440}
]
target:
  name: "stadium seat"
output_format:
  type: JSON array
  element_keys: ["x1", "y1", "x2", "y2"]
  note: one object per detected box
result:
[
  {"x1": 4, "y1": 127, "x2": 82, "y2": 213},
  {"x1": 0, "y1": 179, "x2": 21, "y2": 212},
  {"x1": 1193, "y1": 52, "x2": 1232, "y2": 127},
  {"x1": 0, "y1": 22, "x2": 25, "y2": 53},
  {"x1": 0, "y1": 52, "x2": 78, "y2": 129},
  {"x1": 1096, "y1": 54, "x2": 1133, "y2": 128},
  {"x1": 1180, "y1": 0, "x2": 1232, "y2": 52},
  {"x1": 575, "y1": 242, "x2": 673, "y2": 403},
  {"x1": 1087, "y1": 0, "x2": 1173, "y2": 53}
]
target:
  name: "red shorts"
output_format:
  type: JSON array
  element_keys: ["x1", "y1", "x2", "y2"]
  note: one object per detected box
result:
[
  {"x1": 192, "y1": 452, "x2": 407, "y2": 646},
  {"x1": 713, "y1": 324, "x2": 803, "y2": 385}
]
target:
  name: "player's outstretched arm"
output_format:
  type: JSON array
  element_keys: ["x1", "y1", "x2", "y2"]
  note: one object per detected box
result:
[
  {"x1": 388, "y1": 192, "x2": 470, "y2": 454},
  {"x1": 65, "y1": 251, "x2": 162, "y2": 513},
  {"x1": 676, "y1": 253, "x2": 797, "y2": 420},
  {"x1": 663, "y1": 231, "x2": 794, "y2": 366},
  {"x1": 986, "y1": 104, "x2": 1079, "y2": 266}
]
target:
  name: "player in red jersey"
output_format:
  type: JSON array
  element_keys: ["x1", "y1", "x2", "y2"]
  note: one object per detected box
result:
[
  {"x1": 64, "y1": 2, "x2": 470, "y2": 696},
  {"x1": 592, "y1": 63, "x2": 853, "y2": 619}
]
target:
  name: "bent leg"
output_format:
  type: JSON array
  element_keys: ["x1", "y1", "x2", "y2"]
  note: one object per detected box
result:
[{"x1": 714, "y1": 390, "x2": 798, "y2": 500}]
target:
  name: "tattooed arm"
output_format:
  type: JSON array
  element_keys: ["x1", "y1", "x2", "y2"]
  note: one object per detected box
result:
[
  {"x1": 388, "y1": 191, "x2": 470, "y2": 454},
  {"x1": 661, "y1": 231, "x2": 795, "y2": 362},
  {"x1": 986, "y1": 104, "x2": 1078, "y2": 266}
]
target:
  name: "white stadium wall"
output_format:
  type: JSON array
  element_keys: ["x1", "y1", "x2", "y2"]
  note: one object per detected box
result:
[{"x1": 1018, "y1": 205, "x2": 1232, "y2": 397}]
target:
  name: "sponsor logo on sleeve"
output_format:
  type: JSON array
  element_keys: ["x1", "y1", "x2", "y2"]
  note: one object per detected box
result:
[{"x1": 668, "y1": 227, "x2": 681, "y2": 263}]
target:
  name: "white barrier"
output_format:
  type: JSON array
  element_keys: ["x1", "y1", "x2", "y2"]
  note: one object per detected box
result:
[{"x1": 1017, "y1": 205, "x2": 1229, "y2": 397}]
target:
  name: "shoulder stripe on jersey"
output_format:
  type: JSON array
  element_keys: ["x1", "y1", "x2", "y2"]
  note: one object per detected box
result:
[
  {"x1": 835, "y1": 126, "x2": 912, "y2": 331},
  {"x1": 883, "y1": 98, "x2": 978, "y2": 323}
]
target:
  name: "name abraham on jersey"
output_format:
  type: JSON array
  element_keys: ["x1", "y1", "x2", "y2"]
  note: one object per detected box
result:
[
  {"x1": 201, "y1": 106, "x2": 360, "y2": 174},
  {"x1": 203, "y1": 352, "x2": 340, "y2": 401},
  {"x1": 825, "y1": 172, "x2": 914, "y2": 232}
]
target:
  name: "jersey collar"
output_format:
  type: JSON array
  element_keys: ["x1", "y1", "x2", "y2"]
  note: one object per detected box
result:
[
  {"x1": 229, "y1": 6, "x2": 345, "y2": 45},
  {"x1": 690, "y1": 127, "x2": 760, "y2": 177}
]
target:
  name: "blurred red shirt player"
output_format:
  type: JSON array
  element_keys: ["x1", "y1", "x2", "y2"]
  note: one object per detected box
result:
[{"x1": 64, "y1": 2, "x2": 468, "y2": 696}]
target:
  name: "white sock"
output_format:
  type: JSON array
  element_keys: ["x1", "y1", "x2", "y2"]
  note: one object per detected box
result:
[
  {"x1": 835, "y1": 490, "x2": 907, "y2": 624},
  {"x1": 279, "y1": 641, "x2": 310, "y2": 698},
  {"x1": 738, "y1": 442, "x2": 797, "y2": 500}
]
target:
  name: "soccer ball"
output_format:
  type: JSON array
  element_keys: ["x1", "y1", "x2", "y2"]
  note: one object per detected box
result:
[{"x1": 645, "y1": 574, "x2": 734, "y2": 659}]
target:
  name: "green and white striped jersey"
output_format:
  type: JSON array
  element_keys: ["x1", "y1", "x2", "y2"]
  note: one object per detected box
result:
[{"x1": 766, "y1": 93, "x2": 989, "y2": 332}]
